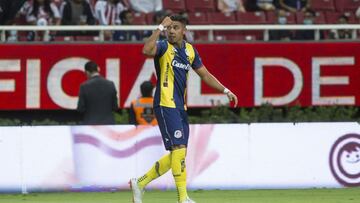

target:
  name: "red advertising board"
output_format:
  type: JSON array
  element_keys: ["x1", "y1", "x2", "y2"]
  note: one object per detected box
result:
[{"x1": 0, "y1": 42, "x2": 359, "y2": 110}]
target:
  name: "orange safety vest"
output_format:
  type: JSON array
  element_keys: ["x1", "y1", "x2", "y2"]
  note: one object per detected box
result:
[{"x1": 131, "y1": 97, "x2": 158, "y2": 125}]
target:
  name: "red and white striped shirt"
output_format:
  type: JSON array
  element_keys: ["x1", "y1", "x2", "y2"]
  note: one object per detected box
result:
[{"x1": 94, "y1": 0, "x2": 127, "y2": 25}]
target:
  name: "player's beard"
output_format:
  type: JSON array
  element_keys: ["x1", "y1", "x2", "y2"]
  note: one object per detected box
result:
[
  {"x1": 168, "y1": 34, "x2": 183, "y2": 45},
  {"x1": 168, "y1": 35, "x2": 176, "y2": 43}
]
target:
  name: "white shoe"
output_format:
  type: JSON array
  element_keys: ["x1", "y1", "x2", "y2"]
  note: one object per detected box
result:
[
  {"x1": 129, "y1": 178, "x2": 143, "y2": 203},
  {"x1": 178, "y1": 197, "x2": 196, "y2": 203}
]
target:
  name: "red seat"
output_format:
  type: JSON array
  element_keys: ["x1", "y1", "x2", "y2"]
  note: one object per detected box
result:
[
  {"x1": 188, "y1": 12, "x2": 209, "y2": 24},
  {"x1": 208, "y1": 12, "x2": 237, "y2": 24},
  {"x1": 193, "y1": 31, "x2": 210, "y2": 41},
  {"x1": 210, "y1": 12, "x2": 243, "y2": 41},
  {"x1": 146, "y1": 13, "x2": 155, "y2": 25},
  {"x1": 235, "y1": 12, "x2": 266, "y2": 40},
  {"x1": 311, "y1": 0, "x2": 336, "y2": 11},
  {"x1": 186, "y1": 0, "x2": 216, "y2": 12},
  {"x1": 75, "y1": 36, "x2": 97, "y2": 41},
  {"x1": 213, "y1": 31, "x2": 260, "y2": 41},
  {"x1": 188, "y1": 12, "x2": 210, "y2": 41},
  {"x1": 325, "y1": 11, "x2": 357, "y2": 24},
  {"x1": 296, "y1": 11, "x2": 326, "y2": 24},
  {"x1": 163, "y1": 0, "x2": 186, "y2": 12},
  {"x1": 53, "y1": 36, "x2": 74, "y2": 41},
  {"x1": 335, "y1": 0, "x2": 360, "y2": 12},
  {"x1": 214, "y1": 31, "x2": 242, "y2": 41},
  {"x1": 132, "y1": 12, "x2": 147, "y2": 25},
  {"x1": 266, "y1": 11, "x2": 296, "y2": 24},
  {"x1": 237, "y1": 11, "x2": 267, "y2": 24}
]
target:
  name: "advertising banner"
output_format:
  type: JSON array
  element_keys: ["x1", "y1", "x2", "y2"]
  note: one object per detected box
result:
[
  {"x1": 0, "y1": 123, "x2": 359, "y2": 192},
  {"x1": 0, "y1": 43, "x2": 359, "y2": 109}
]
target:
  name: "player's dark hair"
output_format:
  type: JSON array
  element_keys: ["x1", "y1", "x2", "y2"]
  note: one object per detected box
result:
[
  {"x1": 170, "y1": 14, "x2": 187, "y2": 26},
  {"x1": 140, "y1": 81, "x2": 154, "y2": 97},
  {"x1": 84, "y1": 61, "x2": 98, "y2": 73}
]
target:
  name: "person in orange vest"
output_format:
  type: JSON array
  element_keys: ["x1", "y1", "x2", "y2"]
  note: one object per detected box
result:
[{"x1": 129, "y1": 81, "x2": 158, "y2": 125}]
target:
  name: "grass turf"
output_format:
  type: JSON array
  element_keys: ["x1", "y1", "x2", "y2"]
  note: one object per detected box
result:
[{"x1": 0, "y1": 188, "x2": 359, "y2": 203}]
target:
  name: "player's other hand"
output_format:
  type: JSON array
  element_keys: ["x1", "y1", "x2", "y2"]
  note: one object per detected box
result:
[
  {"x1": 226, "y1": 91, "x2": 238, "y2": 107},
  {"x1": 161, "y1": 16, "x2": 173, "y2": 27}
]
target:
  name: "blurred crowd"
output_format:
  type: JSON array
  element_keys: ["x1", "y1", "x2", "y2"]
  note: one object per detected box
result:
[{"x1": 2, "y1": 0, "x2": 360, "y2": 42}]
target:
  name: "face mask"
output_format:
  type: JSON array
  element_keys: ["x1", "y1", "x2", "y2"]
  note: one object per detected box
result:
[
  {"x1": 303, "y1": 19, "x2": 313, "y2": 25},
  {"x1": 278, "y1": 17, "x2": 287, "y2": 25}
]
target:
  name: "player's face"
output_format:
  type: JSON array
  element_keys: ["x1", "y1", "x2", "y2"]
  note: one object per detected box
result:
[{"x1": 166, "y1": 21, "x2": 186, "y2": 44}]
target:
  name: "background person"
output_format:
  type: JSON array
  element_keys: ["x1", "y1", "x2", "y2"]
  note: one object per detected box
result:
[
  {"x1": 77, "y1": 61, "x2": 118, "y2": 125},
  {"x1": 130, "y1": 15, "x2": 238, "y2": 203},
  {"x1": 129, "y1": 80, "x2": 158, "y2": 126}
]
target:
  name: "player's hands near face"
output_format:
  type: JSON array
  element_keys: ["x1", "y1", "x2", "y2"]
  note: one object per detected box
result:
[
  {"x1": 226, "y1": 91, "x2": 238, "y2": 107},
  {"x1": 161, "y1": 16, "x2": 173, "y2": 27}
]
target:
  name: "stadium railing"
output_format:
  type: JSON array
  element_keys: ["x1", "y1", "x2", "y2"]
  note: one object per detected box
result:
[{"x1": 0, "y1": 24, "x2": 359, "y2": 42}]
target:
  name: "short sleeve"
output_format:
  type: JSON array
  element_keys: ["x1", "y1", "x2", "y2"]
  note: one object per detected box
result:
[
  {"x1": 191, "y1": 47, "x2": 203, "y2": 69},
  {"x1": 155, "y1": 40, "x2": 168, "y2": 57}
]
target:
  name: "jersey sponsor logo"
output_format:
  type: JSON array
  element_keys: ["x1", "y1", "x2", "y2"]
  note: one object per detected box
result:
[
  {"x1": 174, "y1": 130, "x2": 182, "y2": 139},
  {"x1": 172, "y1": 59, "x2": 190, "y2": 71}
]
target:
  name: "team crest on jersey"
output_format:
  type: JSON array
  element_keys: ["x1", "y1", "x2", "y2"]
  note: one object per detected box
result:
[
  {"x1": 185, "y1": 49, "x2": 189, "y2": 57},
  {"x1": 174, "y1": 130, "x2": 182, "y2": 139}
]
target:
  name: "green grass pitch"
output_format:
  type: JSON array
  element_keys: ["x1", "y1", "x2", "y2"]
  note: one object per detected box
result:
[{"x1": 0, "y1": 188, "x2": 359, "y2": 203}]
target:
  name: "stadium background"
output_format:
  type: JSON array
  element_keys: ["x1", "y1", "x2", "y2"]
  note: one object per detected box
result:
[{"x1": 0, "y1": 0, "x2": 359, "y2": 202}]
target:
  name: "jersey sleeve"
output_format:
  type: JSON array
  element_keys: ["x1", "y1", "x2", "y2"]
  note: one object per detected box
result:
[
  {"x1": 191, "y1": 47, "x2": 203, "y2": 69},
  {"x1": 155, "y1": 40, "x2": 168, "y2": 57}
]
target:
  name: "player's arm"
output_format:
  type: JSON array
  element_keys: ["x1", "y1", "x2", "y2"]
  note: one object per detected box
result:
[
  {"x1": 142, "y1": 16, "x2": 172, "y2": 57},
  {"x1": 194, "y1": 65, "x2": 238, "y2": 107}
]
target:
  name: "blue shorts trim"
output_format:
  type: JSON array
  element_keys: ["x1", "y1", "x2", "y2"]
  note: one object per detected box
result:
[{"x1": 154, "y1": 106, "x2": 189, "y2": 151}]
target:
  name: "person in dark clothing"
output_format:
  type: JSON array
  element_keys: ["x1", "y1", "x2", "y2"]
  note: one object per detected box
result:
[
  {"x1": 294, "y1": 9, "x2": 323, "y2": 40},
  {"x1": 61, "y1": 0, "x2": 95, "y2": 25},
  {"x1": 0, "y1": 0, "x2": 27, "y2": 25},
  {"x1": 60, "y1": 0, "x2": 96, "y2": 36},
  {"x1": 329, "y1": 15, "x2": 352, "y2": 40},
  {"x1": 113, "y1": 10, "x2": 142, "y2": 41},
  {"x1": 269, "y1": 9, "x2": 293, "y2": 41},
  {"x1": 77, "y1": 61, "x2": 118, "y2": 125}
]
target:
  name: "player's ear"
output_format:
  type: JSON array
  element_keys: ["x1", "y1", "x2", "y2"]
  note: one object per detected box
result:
[{"x1": 182, "y1": 26, "x2": 187, "y2": 35}]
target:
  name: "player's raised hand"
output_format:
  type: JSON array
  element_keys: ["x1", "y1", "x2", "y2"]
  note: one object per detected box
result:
[
  {"x1": 161, "y1": 16, "x2": 173, "y2": 27},
  {"x1": 226, "y1": 90, "x2": 238, "y2": 107}
]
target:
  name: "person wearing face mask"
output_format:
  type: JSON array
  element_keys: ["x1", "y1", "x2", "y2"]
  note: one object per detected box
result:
[
  {"x1": 329, "y1": 15, "x2": 352, "y2": 40},
  {"x1": 294, "y1": 9, "x2": 323, "y2": 40},
  {"x1": 269, "y1": 9, "x2": 293, "y2": 41}
]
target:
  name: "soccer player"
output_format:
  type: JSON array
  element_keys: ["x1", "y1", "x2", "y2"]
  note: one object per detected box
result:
[{"x1": 130, "y1": 15, "x2": 238, "y2": 203}]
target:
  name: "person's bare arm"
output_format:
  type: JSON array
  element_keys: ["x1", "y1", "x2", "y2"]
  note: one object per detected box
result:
[
  {"x1": 194, "y1": 65, "x2": 238, "y2": 107},
  {"x1": 237, "y1": 0, "x2": 246, "y2": 13},
  {"x1": 142, "y1": 16, "x2": 172, "y2": 57}
]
